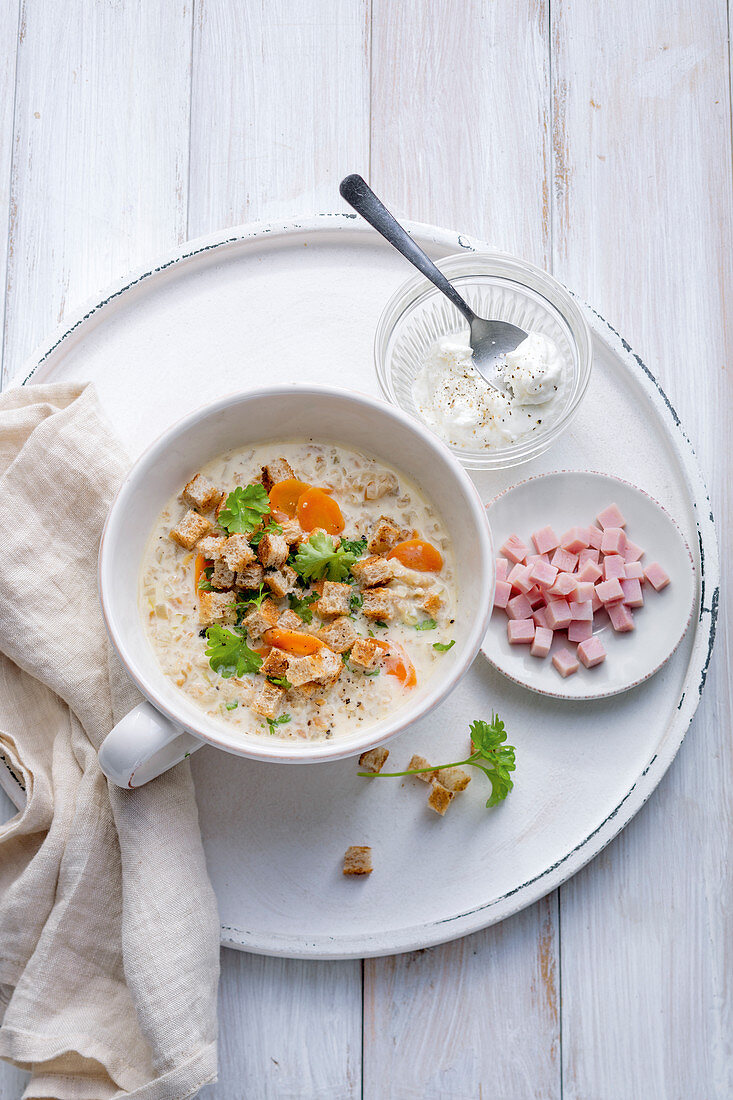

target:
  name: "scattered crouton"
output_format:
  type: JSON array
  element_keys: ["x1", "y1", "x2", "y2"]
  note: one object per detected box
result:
[
  {"x1": 222, "y1": 534, "x2": 256, "y2": 572},
  {"x1": 251, "y1": 680, "x2": 285, "y2": 720},
  {"x1": 434, "y1": 767, "x2": 471, "y2": 792},
  {"x1": 277, "y1": 609, "x2": 303, "y2": 632},
  {"x1": 181, "y1": 473, "x2": 223, "y2": 513},
  {"x1": 261, "y1": 458, "x2": 295, "y2": 492},
  {"x1": 315, "y1": 581, "x2": 352, "y2": 618},
  {"x1": 317, "y1": 616, "x2": 357, "y2": 653},
  {"x1": 280, "y1": 518, "x2": 305, "y2": 545},
  {"x1": 285, "y1": 646, "x2": 342, "y2": 687},
  {"x1": 367, "y1": 515, "x2": 403, "y2": 556},
  {"x1": 241, "y1": 598, "x2": 280, "y2": 640},
  {"x1": 363, "y1": 471, "x2": 399, "y2": 500},
  {"x1": 257, "y1": 531, "x2": 289, "y2": 569},
  {"x1": 236, "y1": 563, "x2": 265, "y2": 590},
  {"x1": 408, "y1": 754, "x2": 436, "y2": 783},
  {"x1": 421, "y1": 591, "x2": 442, "y2": 616},
  {"x1": 170, "y1": 510, "x2": 213, "y2": 550},
  {"x1": 343, "y1": 846, "x2": 373, "y2": 876},
  {"x1": 198, "y1": 590, "x2": 237, "y2": 627},
  {"x1": 265, "y1": 565, "x2": 298, "y2": 598},
  {"x1": 349, "y1": 637, "x2": 380, "y2": 671},
  {"x1": 351, "y1": 555, "x2": 396, "y2": 588},
  {"x1": 427, "y1": 781, "x2": 454, "y2": 816},
  {"x1": 210, "y1": 559, "x2": 236, "y2": 590},
  {"x1": 358, "y1": 747, "x2": 390, "y2": 773},
  {"x1": 260, "y1": 648, "x2": 290, "y2": 680},
  {"x1": 196, "y1": 535, "x2": 226, "y2": 560},
  {"x1": 362, "y1": 587, "x2": 394, "y2": 621}
]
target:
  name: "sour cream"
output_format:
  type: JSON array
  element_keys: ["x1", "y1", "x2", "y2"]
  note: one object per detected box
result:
[{"x1": 412, "y1": 331, "x2": 564, "y2": 450}]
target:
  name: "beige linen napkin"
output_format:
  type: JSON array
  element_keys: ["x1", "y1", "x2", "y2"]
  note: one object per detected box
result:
[{"x1": 0, "y1": 383, "x2": 220, "y2": 1099}]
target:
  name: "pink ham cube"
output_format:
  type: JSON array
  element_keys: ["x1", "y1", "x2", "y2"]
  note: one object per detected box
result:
[
  {"x1": 532, "y1": 526, "x2": 559, "y2": 555},
  {"x1": 586, "y1": 525, "x2": 603, "y2": 550},
  {"x1": 603, "y1": 555, "x2": 627, "y2": 580},
  {"x1": 551, "y1": 547, "x2": 579, "y2": 573},
  {"x1": 493, "y1": 579, "x2": 512, "y2": 609},
  {"x1": 530, "y1": 626, "x2": 553, "y2": 658},
  {"x1": 577, "y1": 559, "x2": 603, "y2": 584},
  {"x1": 527, "y1": 553, "x2": 550, "y2": 567},
  {"x1": 527, "y1": 588, "x2": 546, "y2": 610},
  {"x1": 545, "y1": 599, "x2": 572, "y2": 630},
  {"x1": 621, "y1": 578, "x2": 644, "y2": 608},
  {"x1": 574, "y1": 581, "x2": 595, "y2": 603},
  {"x1": 607, "y1": 602, "x2": 635, "y2": 632},
  {"x1": 506, "y1": 593, "x2": 534, "y2": 620},
  {"x1": 561, "y1": 526, "x2": 590, "y2": 554},
  {"x1": 624, "y1": 560, "x2": 644, "y2": 580},
  {"x1": 529, "y1": 559, "x2": 558, "y2": 589},
  {"x1": 596, "y1": 577, "x2": 624, "y2": 604},
  {"x1": 548, "y1": 572, "x2": 578, "y2": 598},
  {"x1": 507, "y1": 619, "x2": 535, "y2": 645},
  {"x1": 508, "y1": 563, "x2": 534, "y2": 594},
  {"x1": 569, "y1": 600, "x2": 593, "y2": 622},
  {"x1": 579, "y1": 548, "x2": 600, "y2": 567},
  {"x1": 600, "y1": 527, "x2": 626, "y2": 555},
  {"x1": 596, "y1": 503, "x2": 626, "y2": 529},
  {"x1": 533, "y1": 606, "x2": 551, "y2": 630},
  {"x1": 622, "y1": 539, "x2": 644, "y2": 563},
  {"x1": 501, "y1": 534, "x2": 528, "y2": 564},
  {"x1": 644, "y1": 562, "x2": 670, "y2": 591},
  {"x1": 553, "y1": 647, "x2": 579, "y2": 677},
  {"x1": 591, "y1": 588, "x2": 603, "y2": 613},
  {"x1": 568, "y1": 620, "x2": 593, "y2": 643},
  {"x1": 495, "y1": 557, "x2": 509, "y2": 582},
  {"x1": 578, "y1": 636, "x2": 606, "y2": 668}
]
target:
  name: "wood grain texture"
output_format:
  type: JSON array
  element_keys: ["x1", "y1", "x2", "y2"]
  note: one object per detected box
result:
[
  {"x1": 188, "y1": 0, "x2": 370, "y2": 236},
  {"x1": 552, "y1": 2, "x2": 733, "y2": 1097},
  {"x1": 0, "y1": 0, "x2": 19, "y2": 382}
]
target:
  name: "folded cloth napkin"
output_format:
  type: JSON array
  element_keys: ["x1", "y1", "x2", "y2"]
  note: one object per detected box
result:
[{"x1": 0, "y1": 383, "x2": 219, "y2": 1099}]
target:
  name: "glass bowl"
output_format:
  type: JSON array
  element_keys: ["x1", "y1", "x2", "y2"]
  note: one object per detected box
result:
[{"x1": 374, "y1": 251, "x2": 593, "y2": 470}]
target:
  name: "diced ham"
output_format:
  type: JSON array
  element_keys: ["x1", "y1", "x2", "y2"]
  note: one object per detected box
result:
[
  {"x1": 501, "y1": 534, "x2": 528, "y2": 563},
  {"x1": 603, "y1": 555, "x2": 627, "y2": 580},
  {"x1": 596, "y1": 577, "x2": 624, "y2": 604},
  {"x1": 507, "y1": 619, "x2": 535, "y2": 644},
  {"x1": 624, "y1": 561, "x2": 644, "y2": 580},
  {"x1": 493, "y1": 579, "x2": 512, "y2": 609},
  {"x1": 621, "y1": 578, "x2": 644, "y2": 608},
  {"x1": 607, "y1": 602, "x2": 635, "y2": 632},
  {"x1": 596, "y1": 503, "x2": 626, "y2": 529},
  {"x1": 532, "y1": 526, "x2": 559, "y2": 555},
  {"x1": 495, "y1": 557, "x2": 509, "y2": 582},
  {"x1": 508, "y1": 562, "x2": 534, "y2": 593},
  {"x1": 529, "y1": 559, "x2": 558, "y2": 589},
  {"x1": 568, "y1": 600, "x2": 593, "y2": 622},
  {"x1": 579, "y1": 548, "x2": 600, "y2": 567},
  {"x1": 545, "y1": 599, "x2": 572, "y2": 630},
  {"x1": 527, "y1": 553, "x2": 551, "y2": 566},
  {"x1": 574, "y1": 581, "x2": 595, "y2": 603},
  {"x1": 644, "y1": 562, "x2": 670, "y2": 591},
  {"x1": 533, "y1": 606, "x2": 551, "y2": 630},
  {"x1": 577, "y1": 636, "x2": 606, "y2": 668},
  {"x1": 586, "y1": 525, "x2": 603, "y2": 550},
  {"x1": 531, "y1": 626, "x2": 553, "y2": 658},
  {"x1": 551, "y1": 547, "x2": 579, "y2": 573},
  {"x1": 600, "y1": 527, "x2": 626, "y2": 555},
  {"x1": 591, "y1": 589, "x2": 603, "y2": 613},
  {"x1": 622, "y1": 539, "x2": 644, "y2": 563},
  {"x1": 552, "y1": 647, "x2": 579, "y2": 677},
  {"x1": 506, "y1": 593, "x2": 534, "y2": 620},
  {"x1": 577, "y1": 560, "x2": 603, "y2": 584},
  {"x1": 561, "y1": 526, "x2": 590, "y2": 554},
  {"x1": 568, "y1": 620, "x2": 593, "y2": 643},
  {"x1": 548, "y1": 572, "x2": 578, "y2": 598},
  {"x1": 527, "y1": 588, "x2": 546, "y2": 610}
]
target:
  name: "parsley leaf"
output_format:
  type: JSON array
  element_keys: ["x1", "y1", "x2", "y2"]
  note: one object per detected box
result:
[
  {"x1": 225, "y1": 700, "x2": 239, "y2": 711},
  {"x1": 432, "y1": 639, "x2": 456, "y2": 652},
  {"x1": 265, "y1": 714, "x2": 291, "y2": 735},
  {"x1": 288, "y1": 590, "x2": 320, "y2": 624},
  {"x1": 293, "y1": 531, "x2": 358, "y2": 582},
  {"x1": 205, "y1": 625, "x2": 263, "y2": 678},
  {"x1": 349, "y1": 590, "x2": 363, "y2": 616},
  {"x1": 341, "y1": 537, "x2": 368, "y2": 557},
  {"x1": 250, "y1": 522, "x2": 283, "y2": 547},
  {"x1": 414, "y1": 617, "x2": 437, "y2": 631},
  {"x1": 218, "y1": 484, "x2": 271, "y2": 535},
  {"x1": 236, "y1": 584, "x2": 268, "y2": 622},
  {"x1": 267, "y1": 675, "x2": 292, "y2": 689}
]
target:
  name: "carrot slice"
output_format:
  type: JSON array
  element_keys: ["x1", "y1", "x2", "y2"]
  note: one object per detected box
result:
[
  {"x1": 262, "y1": 628, "x2": 325, "y2": 656},
  {"x1": 269, "y1": 478, "x2": 312, "y2": 518},
  {"x1": 387, "y1": 538, "x2": 443, "y2": 572},
  {"x1": 296, "y1": 486, "x2": 345, "y2": 535},
  {"x1": 373, "y1": 638, "x2": 417, "y2": 688}
]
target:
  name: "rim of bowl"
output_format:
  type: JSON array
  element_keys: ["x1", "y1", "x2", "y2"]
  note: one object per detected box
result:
[
  {"x1": 98, "y1": 383, "x2": 495, "y2": 764},
  {"x1": 374, "y1": 250, "x2": 594, "y2": 471}
]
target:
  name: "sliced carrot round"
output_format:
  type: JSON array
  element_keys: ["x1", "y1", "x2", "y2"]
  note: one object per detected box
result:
[
  {"x1": 269, "y1": 478, "x2": 312, "y2": 518},
  {"x1": 387, "y1": 538, "x2": 443, "y2": 572},
  {"x1": 373, "y1": 638, "x2": 417, "y2": 688},
  {"x1": 262, "y1": 628, "x2": 325, "y2": 656},
  {"x1": 296, "y1": 486, "x2": 345, "y2": 535}
]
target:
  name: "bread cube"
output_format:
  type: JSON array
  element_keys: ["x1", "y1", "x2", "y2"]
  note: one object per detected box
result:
[
  {"x1": 265, "y1": 565, "x2": 298, "y2": 598},
  {"x1": 196, "y1": 535, "x2": 226, "y2": 560},
  {"x1": 181, "y1": 473, "x2": 223, "y2": 513},
  {"x1": 211, "y1": 559, "x2": 236, "y2": 590},
  {"x1": 358, "y1": 747, "x2": 390, "y2": 773},
  {"x1": 421, "y1": 591, "x2": 442, "y2": 616},
  {"x1": 408, "y1": 754, "x2": 436, "y2": 783},
  {"x1": 236, "y1": 563, "x2": 265, "y2": 590},
  {"x1": 434, "y1": 766, "x2": 471, "y2": 792},
  {"x1": 427, "y1": 781, "x2": 454, "y2": 816},
  {"x1": 198, "y1": 590, "x2": 237, "y2": 627},
  {"x1": 241, "y1": 598, "x2": 280, "y2": 639},
  {"x1": 362, "y1": 587, "x2": 394, "y2": 622},
  {"x1": 252, "y1": 680, "x2": 285, "y2": 720},
  {"x1": 367, "y1": 515, "x2": 403, "y2": 555},
  {"x1": 316, "y1": 581, "x2": 352, "y2": 618},
  {"x1": 260, "y1": 648, "x2": 290, "y2": 679},
  {"x1": 257, "y1": 532, "x2": 289, "y2": 570},
  {"x1": 349, "y1": 637, "x2": 381, "y2": 670},
  {"x1": 223, "y1": 534, "x2": 256, "y2": 572},
  {"x1": 343, "y1": 845, "x2": 373, "y2": 875},
  {"x1": 261, "y1": 458, "x2": 295, "y2": 493},
  {"x1": 277, "y1": 609, "x2": 303, "y2": 632},
  {"x1": 170, "y1": 510, "x2": 213, "y2": 550},
  {"x1": 351, "y1": 555, "x2": 396, "y2": 588},
  {"x1": 318, "y1": 616, "x2": 357, "y2": 653}
]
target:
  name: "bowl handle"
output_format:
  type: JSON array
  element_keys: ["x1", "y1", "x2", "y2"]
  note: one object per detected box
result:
[{"x1": 98, "y1": 701, "x2": 203, "y2": 788}]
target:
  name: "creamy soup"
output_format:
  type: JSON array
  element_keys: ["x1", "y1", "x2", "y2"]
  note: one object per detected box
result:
[{"x1": 139, "y1": 442, "x2": 457, "y2": 743}]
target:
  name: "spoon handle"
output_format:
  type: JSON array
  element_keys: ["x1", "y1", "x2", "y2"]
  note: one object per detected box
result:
[{"x1": 339, "y1": 174, "x2": 476, "y2": 325}]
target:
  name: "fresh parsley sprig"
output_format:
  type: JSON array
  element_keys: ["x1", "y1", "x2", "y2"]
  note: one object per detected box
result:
[
  {"x1": 288, "y1": 590, "x2": 320, "y2": 624},
  {"x1": 433, "y1": 639, "x2": 455, "y2": 652},
  {"x1": 341, "y1": 536, "x2": 367, "y2": 557},
  {"x1": 264, "y1": 714, "x2": 291, "y2": 735},
  {"x1": 218, "y1": 484, "x2": 271, "y2": 535},
  {"x1": 293, "y1": 531, "x2": 358, "y2": 582},
  {"x1": 414, "y1": 617, "x2": 437, "y2": 631},
  {"x1": 250, "y1": 522, "x2": 283, "y2": 547},
  {"x1": 358, "y1": 715, "x2": 516, "y2": 808},
  {"x1": 205, "y1": 625, "x2": 263, "y2": 678}
]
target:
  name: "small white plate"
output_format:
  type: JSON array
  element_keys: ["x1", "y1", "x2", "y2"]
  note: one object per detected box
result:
[{"x1": 481, "y1": 471, "x2": 696, "y2": 700}]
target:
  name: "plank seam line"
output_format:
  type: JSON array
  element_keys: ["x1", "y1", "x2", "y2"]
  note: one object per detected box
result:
[
  {"x1": 184, "y1": 0, "x2": 196, "y2": 241},
  {"x1": 367, "y1": 0, "x2": 373, "y2": 182},
  {"x1": 0, "y1": 0, "x2": 22, "y2": 387}
]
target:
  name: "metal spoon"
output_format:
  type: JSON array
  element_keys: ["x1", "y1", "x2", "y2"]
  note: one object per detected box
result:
[{"x1": 339, "y1": 174, "x2": 526, "y2": 391}]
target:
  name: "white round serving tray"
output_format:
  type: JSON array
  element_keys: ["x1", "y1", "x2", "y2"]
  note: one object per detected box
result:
[{"x1": 3, "y1": 216, "x2": 718, "y2": 959}]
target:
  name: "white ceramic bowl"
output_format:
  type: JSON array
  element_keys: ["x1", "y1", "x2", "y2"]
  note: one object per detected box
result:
[{"x1": 97, "y1": 386, "x2": 494, "y2": 787}]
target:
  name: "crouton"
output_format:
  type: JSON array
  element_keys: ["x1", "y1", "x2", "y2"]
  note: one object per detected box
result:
[
  {"x1": 358, "y1": 747, "x2": 390, "y2": 774},
  {"x1": 222, "y1": 534, "x2": 256, "y2": 571},
  {"x1": 251, "y1": 680, "x2": 285, "y2": 720},
  {"x1": 260, "y1": 648, "x2": 290, "y2": 680},
  {"x1": 434, "y1": 767, "x2": 471, "y2": 792},
  {"x1": 170, "y1": 510, "x2": 213, "y2": 550},
  {"x1": 241, "y1": 598, "x2": 280, "y2": 640},
  {"x1": 367, "y1": 515, "x2": 403, "y2": 556},
  {"x1": 261, "y1": 458, "x2": 295, "y2": 492},
  {"x1": 421, "y1": 591, "x2": 442, "y2": 616},
  {"x1": 349, "y1": 637, "x2": 380, "y2": 671},
  {"x1": 280, "y1": 518, "x2": 305, "y2": 545},
  {"x1": 257, "y1": 531, "x2": 289, "y2": 569},
  {"x1": 343, "y1": 846, "x2": 373, "y2": 876},
  {"x1": 265, "y1": 565, "x2": 298, "y2": 598},
  {"x1": 315, "y1": 581, "x2": 352, "y2": 618},
  {"x1": 181, "y1": 473, "x2": 223, "y2": 513},
  {"x1": 351, "y1": 555, "x2": 396, "y2": 588},
  {"x1": 363, "y1": 471, "x2": 399, "y2": 500},
  {"x1": 236, "y1": 563, "x2": 265, "y2": 590},
  {"x1": 427, "y1": 781, "x2": 454, "y2": 816},
  {"x1": 277, "y1": 609, "x2": 303, "y2": 632},
  {"x1": 362, "y1": 587, "x2": 394, "y2": 621},
  {"x1": 196, "y1": 535, "x2": 227, "y2": 560},
  {"x1": 198, "y1": 590, "x2": 237, "y2": 627},
  {"x1": 210, "y1": 559, "x2": 236, "y2": 590},
  {"x1": 317, "y1": 616, "x2": 357, "y2": 653},
  {"x1": 408, "y1": 754, "x2": 436, "y2": 783},
  {"x1": 285, "y1": 647, "x2": 342, "y2": 687}
]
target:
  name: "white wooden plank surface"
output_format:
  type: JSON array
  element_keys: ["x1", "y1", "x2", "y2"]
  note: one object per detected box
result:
[{"x1": 552, "y1": 2, "x2": 733, "y2": 1097}]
